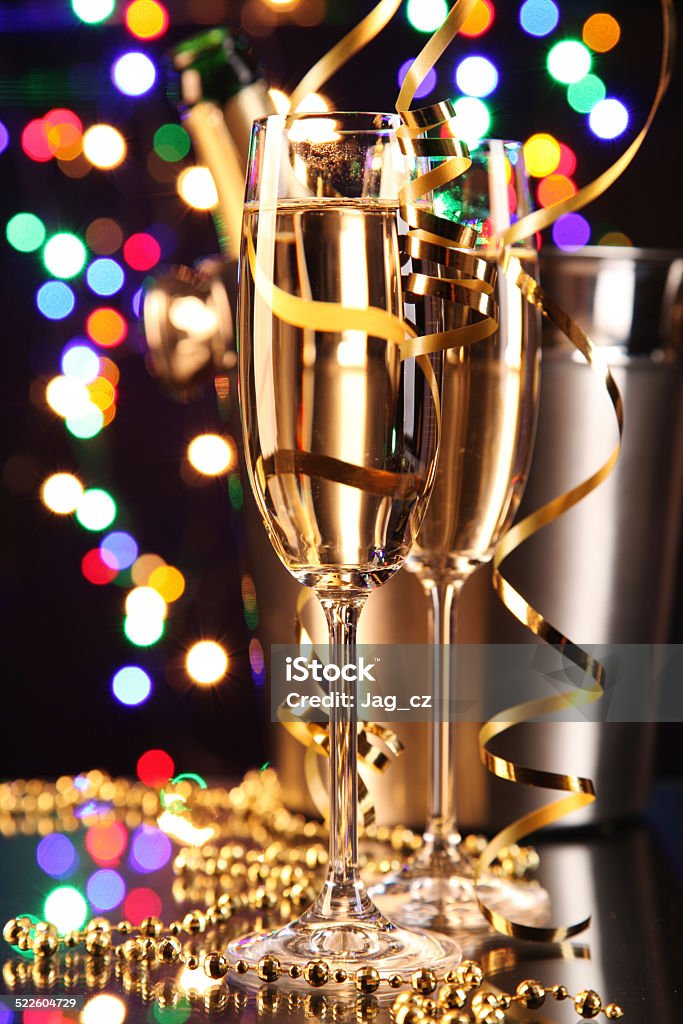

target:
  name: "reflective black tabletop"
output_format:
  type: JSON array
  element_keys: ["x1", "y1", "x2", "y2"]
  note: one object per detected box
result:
[{"x1": 0, "y1": 783, "x2": 680, "y2": 1024}]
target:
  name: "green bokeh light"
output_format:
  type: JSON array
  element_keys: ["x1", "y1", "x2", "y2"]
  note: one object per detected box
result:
[
  {"x1": 406, "y1": 0, "x2": 448, "y2": 33},
  {"x1": 43, "y1": 232, "x2": 87, "y2": 279},
  {"x1": 567, "y1": 74, "x2": 606, "y2": 113},
  {"x1": 153, "y1": 124, "x2": 191, "y2": 163},
  {"x1": 44, "y1": 886, "x2": 88, "y2": 935},
  {"x1": 71, "y1": 0, "x2": 115, "y2": 25},
  {"x1": 547, "y1": 40, "x2": 592, "y2": 85},
  {"x1": 6, "y1": 213, "x2": 46, "y2": 253},
  {"x1": 228, "y1": 474, "x2": 243, "y2": 510}
]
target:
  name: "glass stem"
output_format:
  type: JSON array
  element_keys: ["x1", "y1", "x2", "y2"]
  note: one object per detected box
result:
[
  {"x1": 320, "y1": 596, "x2": 366, "y2": 885},
  {"x1": 424, "y1": 576, "x2": 466, "y2": 854}
]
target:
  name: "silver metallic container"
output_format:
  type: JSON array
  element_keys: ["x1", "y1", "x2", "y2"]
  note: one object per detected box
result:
[{"x1": 256, "y1": 247, "x2": 683, "y2": 830}]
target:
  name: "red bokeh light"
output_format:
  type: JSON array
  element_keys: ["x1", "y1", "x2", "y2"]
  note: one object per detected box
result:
[
  {"x1": 21, "y1": 119, "x2": 53, "y2": 162},
  {"x1": 123, "y1": 232, "x2": 161, "y2": 271},
  {"x1": 85, "y1": 820, "x2": 128, "y2": 866},
  {"x1": 556, "y1": 143, "x2": 578, "y2": 178},
  {"x1": 82, "y1": 549, "x2": 118, "y2": 586},
  {"x1": 124, "y1": 886, "x2": 163, "y2": 926},
  {"x1": 136, "y1": 748, "x2": 174, "y2": 787}
]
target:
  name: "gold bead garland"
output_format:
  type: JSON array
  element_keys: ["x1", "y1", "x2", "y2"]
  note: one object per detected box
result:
[{"x1": 1, "y1": 769, "x2": 623, "y2": 1020}]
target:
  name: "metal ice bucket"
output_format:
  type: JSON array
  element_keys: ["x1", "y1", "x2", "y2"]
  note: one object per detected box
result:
[{"x1": 249, "y1": 247, "x2": 683, "y2": 830}]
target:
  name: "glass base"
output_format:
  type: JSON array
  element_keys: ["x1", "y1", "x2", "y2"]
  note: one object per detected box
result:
[
  {"x1": 227, "y1": 877, "x2": 461, "y2": 990},
  {"x1": 368, "y1": 836, "x2": 550, "y2": 934}
]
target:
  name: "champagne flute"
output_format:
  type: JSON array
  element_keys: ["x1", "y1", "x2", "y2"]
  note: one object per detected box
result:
[
  {"x1": 370, "y1": 140, "x2": 548, "y2": 933},
  {"x1": 228, "y1": 112, "x2": 460, "y2": 982}
]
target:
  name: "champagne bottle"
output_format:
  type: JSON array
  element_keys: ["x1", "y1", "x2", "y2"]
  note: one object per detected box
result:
[
  {"x1": 144, "y1": 28, "x2": 274, "y2": 394},
  {"x1": 172, "y1": 27, "x2": 275, "y2": 259}
]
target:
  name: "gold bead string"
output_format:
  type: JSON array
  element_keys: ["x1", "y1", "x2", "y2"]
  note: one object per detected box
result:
[{"x1": 2, "y1": 915, "x2": 624, "y2": 1022}]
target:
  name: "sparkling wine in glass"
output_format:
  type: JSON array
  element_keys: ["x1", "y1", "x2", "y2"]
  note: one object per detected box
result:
[
  {"x1": 228, "y1": 112, "x2": 460, "y2": 982},
  {"x1": 370, "y1": 140, "x2": 549, "y2": 933}
]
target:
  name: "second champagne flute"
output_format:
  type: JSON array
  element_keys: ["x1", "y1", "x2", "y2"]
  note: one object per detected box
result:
[
  {"x1": 370, "y1": 140, "x2": 549, "y2": 933},
  {"x1": 228, "y1": 111, "x2": 460, "y2": 982}
]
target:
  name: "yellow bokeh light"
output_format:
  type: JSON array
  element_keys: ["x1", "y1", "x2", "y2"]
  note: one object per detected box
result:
[
  {"x1": 46, "y1": 375, "x2": 91, "y2": 418},
  {"x1": 88, "y1": 376, "x2": 116, "y2": 412},
  {"x1": 177, "y1": 166, "x2": 218, "y2": 210},
  {"x1": 186, "y1": 641, "x2": 228, "y2": 685},
  {"x1": 149, "y1": 565, "x2": 186, "y2": 603},
  {"x1": 523, "y1": 133, "x2": 561, "y2": 178},
  {"x1": 82, "y1": 993, "x2": 126, "y2": 1024},
  {"x1": 268, "y1": 88, "x2": 291, "y2": 114},
  {"x1": 83, "y1": 124, "x2": 127, "y2": 169},
  {"x1": 583, "y1": 12, "x2": 621, "y2": 52},
  {"x1": 131, "y1": 553, "x2": 166, "y2": 586},
  {"x1": 187, "y1": 434, "x2": 232, "y2": 476},
  {"x1": 41, "y1": 472, "x2": 83, "y2": 514},
  {"x1": 125, "y1": 585, "x2": 168, "y2": 622},
  {"x1": 125, "y1": 0, "x2": 168, "y2": 39},
  {"x1": 599, "y1": 231, "x2": 633, "y2": 247}
]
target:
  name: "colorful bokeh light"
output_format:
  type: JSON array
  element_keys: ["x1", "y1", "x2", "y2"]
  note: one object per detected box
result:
[
  {"x1": 0, "y1": 121, "x2": 8, "y2": 155},
  {"x1": 130, "y1": 825, "x2": 172, "y2": 873},
  {"x1": 451, "y1": 97, "x2": 490, "y2": 144},
  {"x1": 519, "y1": 0, "x2": 559, "y2": 36},
  {"x1": 460, "y1": 0, "x2": 494, "y2": 37},
  {"x1": 552, "y1": 212, "x2": 591, "y2": 251},
  {"x1": 148, "y1": 565, "x2": 185, "y2": 602},
  {"x1": 123, "y1": 886, "x2": 162, "y2": 926},
  {"x1": 249, "y1": 638, "x2": 265, "y2": 684},
  {"x1": 583, "y1": 12, "x2": 621, "y2": 52},
  {"x1": 6, "y1": 212, "x2": 46, "y2": 252},
  {"x1": 126, "y1": 585, "x2": 167, "y2": 622},
  {"x1": 72, "y1": 0, "x2": 115, "y2": 24},
  {"x1": 455, "y1": 55, "x2": 499, "y2": 97},
  {"x1": 177, "y1": 166, "x2": 218, "y2": 210},
  {"x1": 21, "y1": 119, "x2": 53, "y2": 162},
  {"x1": 537, "y1": 173, "x2": 577, "y2": 208},
  {"x1": 567, "y1": 74, "x2": 605, "y2": 114},
  {"x1": 547, "y1": 40, "x2": 591, "y2": 84},
  {"x1": 86, "y1": 821, "x2": 128, "y2": 865},
  {"x1": 86, "y1": 258, "x2": 125, "y2": 296},
  {"x1": 523, "y1": 132, "x2": 561, "y2": 177},
  {"x1": 83, "y1": 124, "x2": 126, "y2": 169},
  {"x1": 66, "y1": 405, "x2": 105, "y2": 439},
  {"x1": 137, "y1": 749, "x2": 175, "y2": 787},
  {"x1": 406, "y1": 0, "x2": 448, "y2": 33},
  {"x1": 112, "y1": 665, "x2": 152, "y2": 705},
  {"x1": 36, "y1": 281, "x2": 76, "y2": 320},
  {"x1": 153, "y1": 123, "x2": 191, "y2": 162},
  {"x1": 43, "y1": 886, "x2": 88, "y2": 934},
  {"x1": 75, "y1": 488, "x2": 117, "y2": 531},
  {"x1": 123, "y1": 232, "x2": 161, "y2": 270},
  {"x1": 87, "y1": 307, "x2": 128, "y2": 347},
  {"x1": 44, "y1": 108, "x2": 83, "y2": 161},
  {"x1": 62, "y1": 343, "x2": 101, "y2": 382},
  {"x1": 43, "y1": 232, "x2": 87, "y2": 279},
  {"x1": 186, "y1": 640, "x2": 228, "y2": 685},
  {"x1": 36, "y1": 834, "x2": 79, "y2": 879},
  {"x1": 589, "y1": 98, "x2": 629, "y2": 139},
  {"x1": 82, "y1": 548, "x2": 118, "y2": 585},
  {"x1": 556, "y1": 142, "x2": 577, "y2": 177},
  {"x1": 46, "y1": 375, "x2": 91, "y2": 418},
  {"x1": 82, "y1": 995, "x2": 126, "y2": 1024},
  {"x1": 86, "y1": 869, "x2": 126, "y2": 911},
  {"x1": 125, "y1": 0, "x2": 169, "y2": 39},
  {"x1": 397, "y1": 60, "x2": 437, "y2": 100},
  {"x1": 132, "y1": 553, "x2": 165, "y2": 585},
  {"x1": 112, "y1": 51, "x2": 157, "y2": 96},
  {"x1": 187, "y1": 434, "x2": 232, "y2": 475},
  {"x1": 41, "y1": 473, "x2": 83, "y2": 514},
  {"x1": 123, "y1": 615, "x2": 164, "y2": 646},
  {"x1": 87, "y1": 217, "x2": 123, "y2": 254},
  {"x1": 101, "y1": 531, "x2": 138, "y2": 570}
]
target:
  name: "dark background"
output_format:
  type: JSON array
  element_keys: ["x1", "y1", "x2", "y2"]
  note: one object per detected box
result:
[{"x1": 0, "y1": 0, "x2": 681, "y2": 784}]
